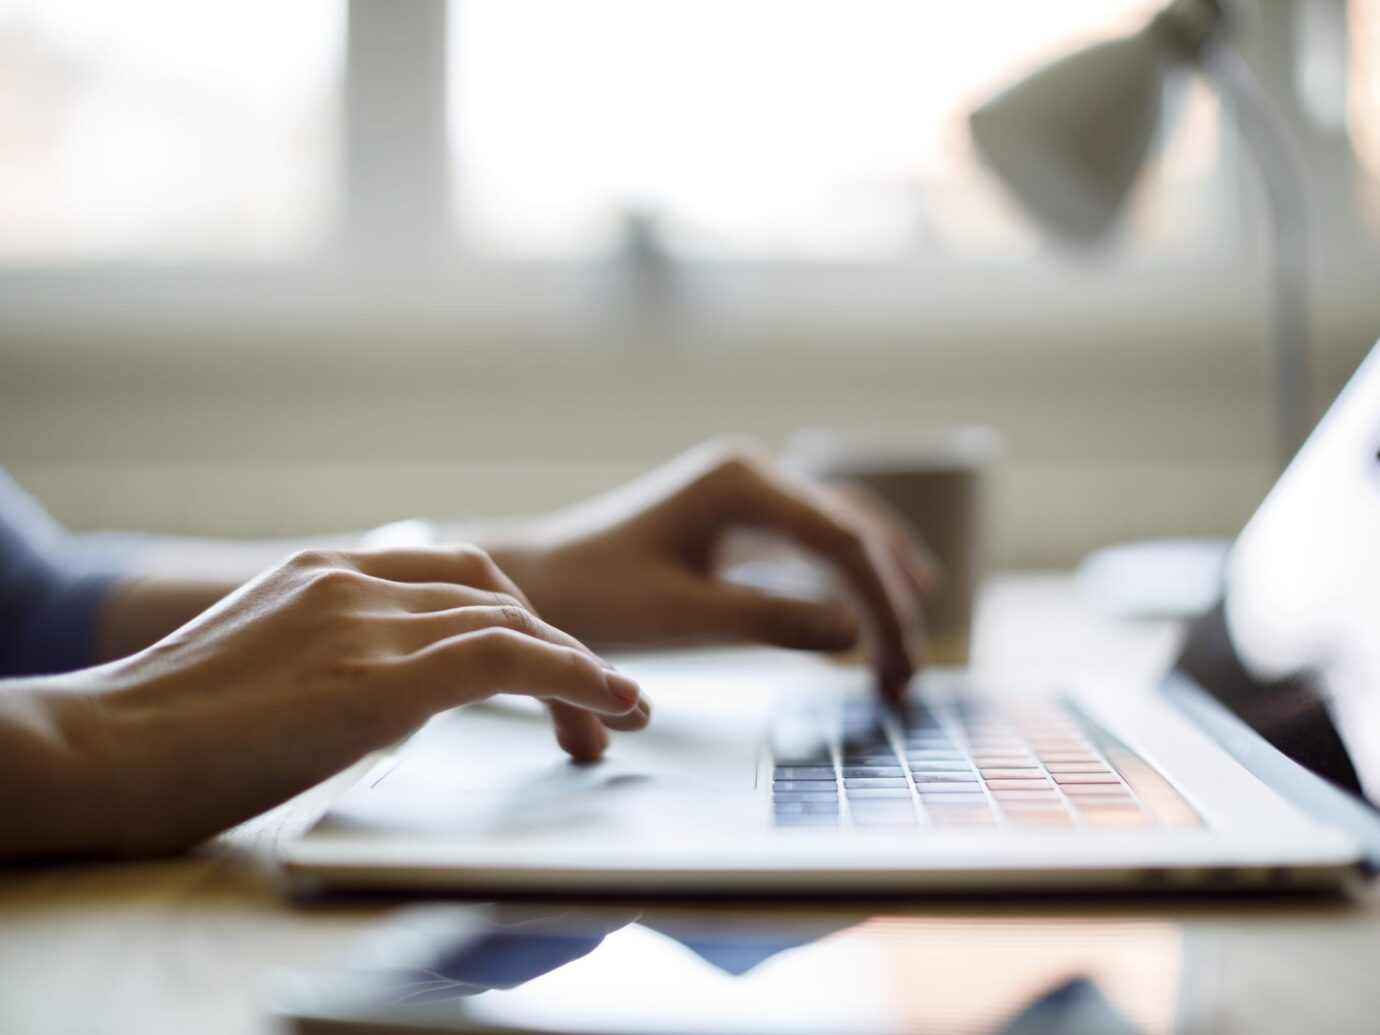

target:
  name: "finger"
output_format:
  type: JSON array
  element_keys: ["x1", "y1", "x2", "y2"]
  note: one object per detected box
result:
[
  {"x1": 344, "y1": 545, "x2": 535, "y2": 609},
  {"x1": 828, "y1": 483, "x2": 943, "y2": 596},
  {"x1": 720, "y1": 462, "x2": 917, "y2": 697},
  {"x1": 389, "y1": 604, "x2": 608, "y2": 660},
  {"x1": 380, "y1": 580, "x2": 531, "y2": 616},
  {"x1": 392, "y1": 605, "x2": 650, "y2": 751},
  {"x1": 598, "y1": 692, "x2": 652, "y2": 731},
  {"x1": 546, "y1": 702, "x2": 610, "y2": 762},
  {"x1": 677, "y1": 578, "x2": 861, "y2": 653},
  {"x1": 545, "y1": 698, "x2": 651, "y2": 760},
  {"x1": 399, "y1": 628, "x2": 644, "y2": 716}
]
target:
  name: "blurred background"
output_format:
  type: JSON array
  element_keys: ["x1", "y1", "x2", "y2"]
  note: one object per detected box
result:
[{"x1": 1, "y1": 0, "x2": 1379, "y2": 567}]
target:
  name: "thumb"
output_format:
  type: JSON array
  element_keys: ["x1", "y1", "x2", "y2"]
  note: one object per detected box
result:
[{"x1": 689, "y1": 580, "x2": 861, "y2": 652}]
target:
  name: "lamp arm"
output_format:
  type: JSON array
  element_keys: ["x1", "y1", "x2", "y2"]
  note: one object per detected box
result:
[{"x1": 1200, "y1": 41, "x2": 1311, "y2": 470}]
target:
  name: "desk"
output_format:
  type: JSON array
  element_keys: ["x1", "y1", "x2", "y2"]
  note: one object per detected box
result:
[{"x1": 2, "y1": 574, "x2": 1377, "y2": 1035}]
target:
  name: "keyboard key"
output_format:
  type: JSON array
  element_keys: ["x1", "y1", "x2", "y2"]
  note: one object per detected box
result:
[
  {"x1": 1043, "y1": 762, "x2": 1112, "y2": 774},
  {"x1": 771, "y1": 746, "x2": 831, "y2": 763},
  {"x1": 991, "y1": 789, "x2": 1060, "y2": 800},
  {"x1": 918, "y1": 785, "x2": 986, "y2": 796},
  {"x1": 986, "y1": 778, "x2": 1052, "y2": 790},
  {"x1": 852, "y1": 812, "x2": 917, "y2": 827},
  {"x1": 846, "y1": 787, "x2": 913, "y2": 799},
  {"x1": 842, "y1": 766, "x2": 904, "y2": 778},
  {"x1": 850, "y1": 799, "x2": 915, "y2": 815},
  {"x1": 904, "y1": 759, "x2": 971, "y2": 771},
  {"x1": 966, "y1": 740, "x2": 1026, "y2": 752},
  {"x1": 773, "y1": 766, "x2": 836, "y2": 780},
  {"x1": 773, "y1": 800, "x2": 840, "y2": 815},
  {"x1": 913, "y1": 773, "x2": 979, "y2": 784},
  {"x1": 997, "y1": 797, "x2": 1065, "y2": 810},
  {"x1": 930, "y1": 810, "x2": 996, "y2": 826},
  {"x1": 1054, "y1": 773, "x2": 1122, "y2": 785},
  {"x1": 839, "y1": 734, "x2": 894, "y2": 750},
  {"x1": 1063, "y1": 785, "x2": 1133, "y2": 798},
  {"x1": 979, "y1": 768, "x2": 1045, "y2": 780},
  {"x1": 853, "y1": 817, "x2": 917, "y2": 829},
  {"x1": 906, "y1": 750, "x2": 966, "y2": 762},
  {"x1": 774, "y1": 780, "x2": 839, "y2": 792},
  {"x1": 843, "y1": 778, "x2": 908, "y2": 789},
  {"x1": 772, "y1": 790, "x2": 840, "y2": 802},
  {"x1": 971, "y1": 756, "x2": 1037, "y2": 767},
  {"x1": 842, "y1": 753, "x2": 899, "y2": 765}
]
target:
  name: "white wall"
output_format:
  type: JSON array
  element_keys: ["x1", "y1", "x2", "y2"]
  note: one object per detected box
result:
[{"x1": 4, "y1": 257, "x2": 1377, "y2": 567}]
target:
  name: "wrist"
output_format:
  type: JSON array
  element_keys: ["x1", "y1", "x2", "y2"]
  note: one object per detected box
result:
[{"x1": 0, "y1": 671, "x2": 128, "y2": 859}]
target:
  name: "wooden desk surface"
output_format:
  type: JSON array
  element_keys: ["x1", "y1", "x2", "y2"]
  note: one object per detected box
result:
[{"x1": 2, "y1": 574, "x2": 1377, "y2": 1035}]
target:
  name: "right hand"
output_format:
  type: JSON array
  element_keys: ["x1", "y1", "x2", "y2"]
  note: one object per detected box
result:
[{"x1": 57, "y1": 546, "x2": 647, "y2": 856}]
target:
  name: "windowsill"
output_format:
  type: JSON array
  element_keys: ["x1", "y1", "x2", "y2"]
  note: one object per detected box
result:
[{"x1": 3, "y1": 247, "x2": 1378, "y2": 397}]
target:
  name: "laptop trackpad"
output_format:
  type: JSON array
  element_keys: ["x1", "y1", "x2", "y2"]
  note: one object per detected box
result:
[{"x1": 371, "y1": 695, "x2": 762, "y2": 798}]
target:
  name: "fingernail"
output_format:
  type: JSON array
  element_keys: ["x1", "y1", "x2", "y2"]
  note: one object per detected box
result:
[{"x1": 605, "y1": 671, "x2": 642, "y2": 706}]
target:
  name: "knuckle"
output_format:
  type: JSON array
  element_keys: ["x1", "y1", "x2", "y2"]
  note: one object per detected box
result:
[
  {"x1": 709, "y1": 434, "x2": 767, "y2": 464},
  {"x1": 488, "y1": 591, "x2": 524, "y2": 611},
  {"x1": 448, "y1": 543, "x2": 498, "y2": 584},
  {"x1": 299, "y1": 565, "x2": 366, "y2": 603},
  {"x1": 712, "y1": 437, "x2": 770, "y2": 475},
  {"x1": 286, "y1": 547, "x2": 339, "y2": 571},
  {"x1": 493, "y1": 604, "x2": 539, "y2": 637},
  {"x1": 690, "y1": 436, "x2": 767, "y2": 485}
]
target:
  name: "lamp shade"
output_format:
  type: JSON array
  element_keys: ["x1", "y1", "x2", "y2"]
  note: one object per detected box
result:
[{"x1": 969, "y1": 28, "x2": 1173, "y2": 243}]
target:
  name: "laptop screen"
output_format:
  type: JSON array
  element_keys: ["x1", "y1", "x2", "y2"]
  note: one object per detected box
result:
[{"x1": 1175, "y1": 342, "x2": 1380, "y2": 811}]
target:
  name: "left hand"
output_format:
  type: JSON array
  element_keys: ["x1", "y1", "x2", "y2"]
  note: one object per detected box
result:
[{"x1": 486, "y1": 440, "x2": 932, "y2": 700}]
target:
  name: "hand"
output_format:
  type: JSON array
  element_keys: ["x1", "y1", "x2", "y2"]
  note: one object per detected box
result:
[
  {"x1": 46, "y1": 546, "x2": 646, "y2": 857},
  {"x1": 487, "y1": 440, "x2": 931, "y2": 699}
]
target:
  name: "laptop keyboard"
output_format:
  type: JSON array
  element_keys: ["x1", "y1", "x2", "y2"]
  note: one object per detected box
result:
[{"x1": 770, "y1": 698, "x2": 1203, "y2": 831}]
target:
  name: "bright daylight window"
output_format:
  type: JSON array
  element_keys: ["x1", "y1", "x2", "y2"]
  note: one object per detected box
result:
[
  {"x1": 449, "y1": 0, "x2": 1221, "y2": 261},
  {"x1": 0, "y1": 0, "x2": 342, "y2": 262},
  {"x1": 1347, "y1": 0, "x2": 1380, "y2": 233}
]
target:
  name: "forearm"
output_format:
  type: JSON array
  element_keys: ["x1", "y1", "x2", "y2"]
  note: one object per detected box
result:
[
  {"x1": 89, "y1": 531, "x2": 372, "y2": 662},
  {"x1": 0, "y1": 675, "x2": 117, "y2": 861},
  {"x1": 94, "y1": 576, "x2": 243, "y2": 662}
]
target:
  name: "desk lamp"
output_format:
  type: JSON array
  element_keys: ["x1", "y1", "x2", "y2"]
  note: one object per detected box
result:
[{"x1": 969, "y1": 0, "x2": 1308, "y2": 616}]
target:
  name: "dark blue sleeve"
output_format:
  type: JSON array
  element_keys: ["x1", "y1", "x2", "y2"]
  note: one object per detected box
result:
[{"x1": 0, "y1": 469, "x2": 139, "y2": 677}]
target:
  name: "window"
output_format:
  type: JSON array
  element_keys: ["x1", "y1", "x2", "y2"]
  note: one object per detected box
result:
[
  {"x1": 0, "y1": 1, "x2": 1375, "y2": 276},
  {"x1": 449, "y1": 0, "x2": 1221, "y2": 261},
  {"x1": 0, "y1": 0, "x2": 343, "y2": 261},
  {"x1": 1346, "y1": 0, "x2": 1380, "y2": 232}
]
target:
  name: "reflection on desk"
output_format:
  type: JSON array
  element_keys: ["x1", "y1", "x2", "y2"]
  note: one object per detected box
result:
[{"x1": 273, "y1": 904, "x2": 1189, "y2": 1035}]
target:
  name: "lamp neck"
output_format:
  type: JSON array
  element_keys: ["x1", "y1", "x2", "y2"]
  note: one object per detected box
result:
[{"x1": 1150, "y1": 0, "x2": 1225, "y2": 60}]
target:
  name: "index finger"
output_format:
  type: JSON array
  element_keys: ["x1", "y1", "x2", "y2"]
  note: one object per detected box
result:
[
  {"x1": 344, "y1": 545, "x2": 536, "y2": 611},
  {"x1": 720, "y1": 459, "x2": 918, "y2": 699}
]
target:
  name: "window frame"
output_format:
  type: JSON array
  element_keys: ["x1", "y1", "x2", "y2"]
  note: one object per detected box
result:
[{"x1": 0, "y1": 0, "x2": 1377, "y2": 362}]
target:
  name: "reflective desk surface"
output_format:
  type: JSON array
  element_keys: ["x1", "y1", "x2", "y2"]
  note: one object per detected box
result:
[{"x1": 2, "y1": 573, "x2": 1378, "y2": 1035}]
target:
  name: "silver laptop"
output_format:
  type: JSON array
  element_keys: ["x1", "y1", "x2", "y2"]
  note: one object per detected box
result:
[{"x1": 283, "y1": 344, "x2": 1380, "y2": 895}]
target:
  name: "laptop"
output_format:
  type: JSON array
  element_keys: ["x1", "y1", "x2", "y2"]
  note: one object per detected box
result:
[{"x1": 283, "y1": 343, "x2": 1380, "y2": 895}]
